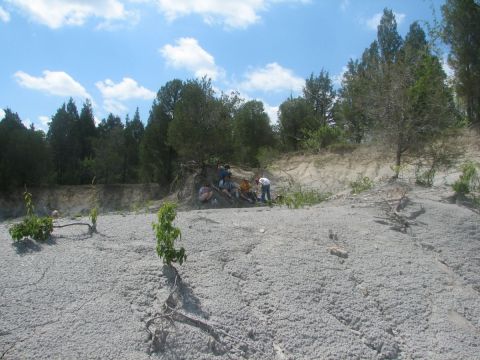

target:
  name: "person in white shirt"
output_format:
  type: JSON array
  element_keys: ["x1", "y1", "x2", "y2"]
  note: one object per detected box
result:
[{"x1": 255, "y1": 177, "x2": 271, "y2": 202}]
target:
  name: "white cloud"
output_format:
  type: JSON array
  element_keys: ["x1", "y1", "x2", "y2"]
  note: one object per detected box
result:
[
  {"x1": 0, "y1": 108, "x2": 5, "y2": 120},
  {"x1": 95, "y1": 77, "x2": 154, "y2": 115},
  {"x1": 442, "y1": 56, "x2": 454, "y2": 79},
  {"x1": 263, "y1": 102, "x2": 279, "y2": 124},
  {"x1": 103, "y1": 99, "x2": 128, "y2": 115},
  {"x1": 95, "y1": 77, "x2": 155, "y2": 101},
  {"x1": 151, "y1": 0, "x2": 309, "y2": 29},
  {"x1": 22, "y1": 118, "x2": 32, "y2": 128},
  {"x1": 160, "y1": 37, "x2": 223, "y2": 80},
  {"x1": 37, "y1": 115, "x2": 50, "y2": 131},
  {"x1": 240, "y1": 62, "x2": 304, "y2": 93},
  {"x1": 332, "y1": 65, "x2": 348, "y2": 88},
  {"x1": 365, "y1": 11, "x2": 405, "y2": 31},
  {"x1": 14, "y1": 70, "x2": 91, "y2": 98},
  {"x1": 6, "y1": 0, "x2": 132, "y2": 29},
  {"x1": 0, "y1": 5, "x2": 11, "y2": 22},
  {"x1": 340, "y1": 0, "x2": 349, "y2": 12}
]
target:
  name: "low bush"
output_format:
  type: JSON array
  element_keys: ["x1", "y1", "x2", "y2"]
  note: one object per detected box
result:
[
  {"x1": 301, "y1": 126, "x2": 345, "y2": 152},
  {"x1": 9, "y1": 190, "x2": 53, "y2": 242},
  {"x1": 153, "y1": 202, "x2": 186, "y2": 266},
  {"x1": 350, "y1": 176, "x2": 373, "y2": 194},
  {"x1": 452, "y1": 161, "x2": 479, "y2": 196},
  {"x1": 256, "y1": 146, "x2": 280, "y2": 169},
  {"x1": 276, "y1": 185, "x2": 330, "y2": 209},
  {"x1": 415, "y1": 167, "x2": 436, "y2": 187}
]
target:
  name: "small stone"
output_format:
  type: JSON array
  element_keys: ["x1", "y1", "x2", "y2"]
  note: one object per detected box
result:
[
  {"x1": 259, "y1": 228, "x2": 265, "y2": 233},
  {"x1": 51, "y1": 210, "x2": 59, "y2": 218},
  {"x1": 328, "y1": 245, "x2": 348, "y2": 258}
]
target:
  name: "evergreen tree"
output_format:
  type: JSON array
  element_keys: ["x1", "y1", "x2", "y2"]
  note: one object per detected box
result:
[
  {"x1": 442, "y1": 0, "x2": 480, "y2": 125},
  {"x1": 232, "y1": 100, "x2": 274, "y2": 166},
  {"x1": 140, "y1": 79, "x2": 183, "y2": 184},
  {"x1": 278, "y1": 97, "x2": 311, "y2": 151},
  {"x1": 167, "y1": 77, "x2": 233, "y2": 163},
  {"x1": 336, "y1": 59, "x2": 371, "y2": 143},
  {"x1": 77, "y1": 99, "x2": 97, "y2": 183},
  {"x1": 123, "y1": 108, "x2": 144, "y2": 183},
  {"x1": 93, "y1": 114, "x2": 125, "y2": 184},
  {"x1": 47, "y1": 98, "x2": 81, "y2": 184},
  {"x1": 0, "y1": 109, "x2": 51, "y2": 190},
  {"x1": 303, "y1": 70, "x2": 336, "y2": 127},
  {"x1": 377, "y1": 8, "x2": 403, "y2": 64},
  {"x1": 372, "y1": 15, "x2": 456, "y2": 173}
]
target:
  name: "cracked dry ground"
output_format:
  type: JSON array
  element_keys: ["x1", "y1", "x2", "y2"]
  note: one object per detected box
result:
[{"x1": 1, "y1": 188, "x2": 479, "y2": 359}]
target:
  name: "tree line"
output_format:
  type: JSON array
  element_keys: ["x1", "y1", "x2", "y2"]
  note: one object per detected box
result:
[{"x1": 0, "y1": 1, "x2": 478, "y2": 191}]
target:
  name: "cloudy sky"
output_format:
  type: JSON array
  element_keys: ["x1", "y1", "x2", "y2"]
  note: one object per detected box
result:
[{"x1": 0, "y1": 0, "x2": 443, "y2": 129}]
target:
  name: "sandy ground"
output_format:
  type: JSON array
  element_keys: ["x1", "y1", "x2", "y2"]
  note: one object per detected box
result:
[{"x1": 1, "y1": 181, "x2": 479, "y2": 359}]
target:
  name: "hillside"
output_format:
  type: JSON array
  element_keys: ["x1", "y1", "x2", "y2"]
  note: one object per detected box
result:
[{"x1": 1, "y1": 131, "x2": 479, "y2": 359}]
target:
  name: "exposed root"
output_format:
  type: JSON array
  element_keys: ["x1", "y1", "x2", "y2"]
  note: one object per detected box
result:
[
  {"x1": 377, "y1": 194, "x2": 424, "y2": 234},
  {"x1": 145, "y1": 271, "x2": 267, "y2": 357},
  {"x1": 53, "y1": 222, "x2": 94, "y2": 235}
]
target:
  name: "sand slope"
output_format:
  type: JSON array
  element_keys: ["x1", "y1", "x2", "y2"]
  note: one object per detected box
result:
[{"x1": 1, "y1": 182, "x2": 479, "y2": 359}]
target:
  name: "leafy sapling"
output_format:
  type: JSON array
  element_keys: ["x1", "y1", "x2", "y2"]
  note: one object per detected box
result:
[
  {"x1": 153, "y1": 202, "x2": 186, "y2": 266},
  {"x1": 9, "y1": 190, "x2": 53, "y2": 242}
]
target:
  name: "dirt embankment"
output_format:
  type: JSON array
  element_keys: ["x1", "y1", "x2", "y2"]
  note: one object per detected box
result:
[{"x1": 0, "y1": 183, "x2": 163, "y2": 221}]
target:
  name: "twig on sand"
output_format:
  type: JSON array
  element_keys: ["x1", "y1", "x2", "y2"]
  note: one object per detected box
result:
[{"x1": 53, "y1": 222, "x2": 94, "y2": 234}]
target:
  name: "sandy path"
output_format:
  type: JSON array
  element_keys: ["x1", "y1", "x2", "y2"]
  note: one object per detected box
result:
[{"x1": 1, "y1": 184, "x2": 479, "y2": 359}]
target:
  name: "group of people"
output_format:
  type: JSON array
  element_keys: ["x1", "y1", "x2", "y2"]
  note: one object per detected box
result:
[{"x1": 198, "y1": 164, "x2": 272, "y2": 205}]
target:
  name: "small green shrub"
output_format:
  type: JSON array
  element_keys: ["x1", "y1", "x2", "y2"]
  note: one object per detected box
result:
[
  {"x1": 276, "y1": 185, "x2": 330, "y2": 209},
  {"x1": 452, "y1": 161, "x2": 479, "y2": 196},
  {"x1": 390, "y1": 164, "x2": 407, "y2": 179},
  {"x1": 89, "y1": 207, "x2": 98, "y2": 230},
  {"x1": 153, "y1": 202, "x2": 186, "y2": 266},
  {"x1": 415, "y1": 168, "x2": 436, "y2": 187},
  {"x1": 9, "y1": 190, "x2": 53, "y2": 242},
  {"x1": 301, "y1": 126, "x2": 345, "y2": 152},
  {"x1": 256, "y1": 146, "x2": 280, "y2": 169},
  {"x1": 350, "y1": 176, "x2": 373, "y2": 194}
]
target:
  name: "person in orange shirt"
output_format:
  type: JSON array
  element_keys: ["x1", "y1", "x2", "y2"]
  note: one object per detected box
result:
[{"x1": 239, "y1": 178, "x2": 257, "y2": 203}]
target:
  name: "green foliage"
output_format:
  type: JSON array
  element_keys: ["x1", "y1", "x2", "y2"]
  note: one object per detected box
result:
[
  {"x1": 9, "y1": 191, "x2": 53, "y2": 242},
  {"x1": 278, "y1": 97, "x2": 311, "y2": 151},
  {"x1": 0, "y1": 109, "x2": 52, "y2": 191},
  {"x1": 232, "y1": 100, "x2": 274, "y2": 166},
  {"x1": 168, "y1": 77, "x2": 234, "y2": 163},
  {"x1": 301, "y1": 126, "x2": 345, "y2": 152},
  {"x1": 415, "y1": 168, "x2": 436, "y2": 187},
  {"x1": 92, "y1": 114, "x2": 125, "y2": 184},
  {"x1": 89, "y1": 207, "x2": 98, "y2": 228},
  {"x1": 390, "y1": 164, "x2": 408, "y2": 178},
  {"x1": 152, "y1": 202, "x2": 186, "y2": 266},
  {"x1": 415, "y1": 130, "x2": 463, "y2": 187},
  {"x1": 442, "y1": 0, "x2": 480, "y2": 126},
  {"x1": 256, "y1": 146, "x2": 280, "y2": 169},
  {"x1": 452, "y1": 162, "x2": 479, "y2": 196},
  {"x1": 123, "y1": 108, "x2": 145, "y2": 183},
  {"x1": 276, "y1": 185, "x2": 330, "y2": 209},
  {"x1": 303, "y1": 70, "x2": 336, "y2": 127},
  {"x1": 350, "y1": 176, "x2": 373, "y2": 194}
]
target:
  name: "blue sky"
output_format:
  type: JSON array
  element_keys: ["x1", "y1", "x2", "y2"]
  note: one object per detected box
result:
[{"x1": 0, "y1": 0, "x2": 445, "y2": 130}]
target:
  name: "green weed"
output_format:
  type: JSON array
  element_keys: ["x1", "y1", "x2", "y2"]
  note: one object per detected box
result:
[
  {"x1": 350, "y1": 176, "x2": 373, "y2": 194},
  {"x1": 9, "y1": 190, "x2": 53, "y2": 242},
  {"x1": 276, "y1": 185, "x2": 330, "y2": 209},
  {"x1": 152, "y1": 202, "x2": 186, "y2": 266}
]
